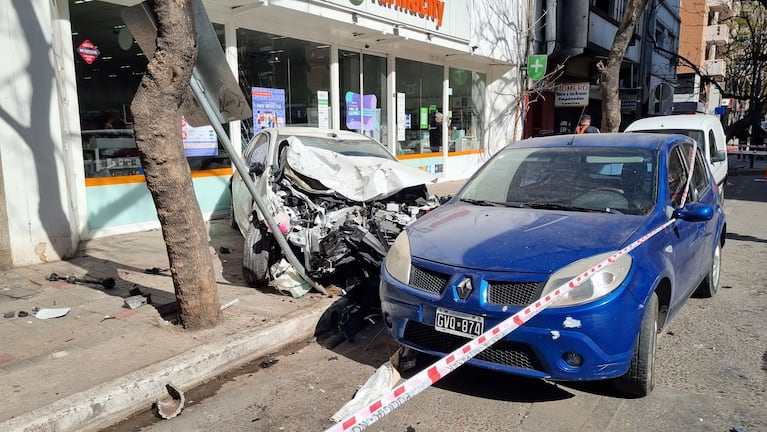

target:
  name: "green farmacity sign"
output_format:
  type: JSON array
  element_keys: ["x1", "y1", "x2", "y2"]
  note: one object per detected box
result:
[{"x1": 527, "y1": 55, "x2": 547, "y2": 81}]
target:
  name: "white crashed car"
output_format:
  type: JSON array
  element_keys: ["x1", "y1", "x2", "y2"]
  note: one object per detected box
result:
[{"x1": 230, "y1": 127, "x2": 439, "y2": 294}]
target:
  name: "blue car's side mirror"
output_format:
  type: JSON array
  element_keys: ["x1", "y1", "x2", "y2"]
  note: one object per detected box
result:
[{"x1": 674, "y1": 203, "x2": 714, "y2": 222}]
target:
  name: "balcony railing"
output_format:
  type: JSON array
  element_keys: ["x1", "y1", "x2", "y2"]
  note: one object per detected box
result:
[
  {"x1": 705, "y1": 25, "x2": 730, "y2": 45},
  {"x1": 703, "y1": 59, "x2": 726, "y2": 78}
]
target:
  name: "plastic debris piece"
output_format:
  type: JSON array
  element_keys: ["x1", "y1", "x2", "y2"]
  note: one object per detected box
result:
[
  {"x1": 269, "y1": 259, "x2": 311, "y2": 298},
  {"x1": 260, "y1": 358, "x2": 278, "y2": 368},
  {"x1": 155, "y1": 383, "x2": 185, "y2": 419},
  {"x1": 124, "y1": 295, "x2": 147, "y2": 309},
  {"x1": 219, "y1": 247, "x2": 231, "y2": 254},
  {"x1": 35, "y1": 308, "x2": 71, "y2": 319},
  {"x1": 144, "y1": 267, "x2": 169, "y2": 275},
  {"x1": 330, "y1": 361, "x2": 401, "y2": 422},
  {"x1": 17, "y1": 311, "x2": 29, "y2": 318},
  {"x1": 220, "y1": 299, "x2": 239, "y2": 310},
  {"x1": 3, "y1": 311, "x2": 15, "y2": 318},
  {"x1": 390, "y1": 346, "x2": 418, "y2": 372}
]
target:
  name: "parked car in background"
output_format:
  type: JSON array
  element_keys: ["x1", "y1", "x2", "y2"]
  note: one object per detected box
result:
[
  {"x1": 380, "y1": 133, "x2": 726, "y2": 397},
  {"x1": 230, "y1": 127, "x2": 439, "y2": 297},
  {"x1": 625, "y1": 114, "x2": 728, "y2": 201}
]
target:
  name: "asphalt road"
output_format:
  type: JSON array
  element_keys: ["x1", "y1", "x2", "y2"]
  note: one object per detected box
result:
[{"x1": 112, "y1": 174, "x2": 766, "y2": 432}]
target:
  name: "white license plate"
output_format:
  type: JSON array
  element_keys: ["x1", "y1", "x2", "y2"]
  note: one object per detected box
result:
[{"x1": 434, "y1": 308, "x2": 484, "y2": 339}]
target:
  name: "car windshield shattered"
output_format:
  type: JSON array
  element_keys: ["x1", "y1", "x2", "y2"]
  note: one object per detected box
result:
[
  {"x1": 457, "y1": 146, "x2": 658, "y2": 215},
  {"x1": 232, "y1": 129, "x2": 440, "y2": 302}
]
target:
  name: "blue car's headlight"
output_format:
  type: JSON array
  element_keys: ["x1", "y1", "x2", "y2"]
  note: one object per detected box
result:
[
  {"x1": 542, "y1": 251, "x2": 633, "y2": 307},
  {"x1": 385, "y1": 231, "x2": 411, "y2": 284}
]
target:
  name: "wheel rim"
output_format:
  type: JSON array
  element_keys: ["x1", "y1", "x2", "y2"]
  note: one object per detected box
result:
[{"x1": 712, "y1": 244, "x2": 721, "y2": 288}]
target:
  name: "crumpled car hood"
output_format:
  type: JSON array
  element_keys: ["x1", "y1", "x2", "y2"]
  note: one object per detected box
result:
[
  {"x1": 408, "y1": 204, "x2": 648, "y2": 273},
  {"x1": 284, "y1": 136, "x2": 437, "y2": 202}
]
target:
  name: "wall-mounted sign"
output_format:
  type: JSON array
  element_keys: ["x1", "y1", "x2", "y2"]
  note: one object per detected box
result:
[
  {"x1": 527, "y1": 54, "x2": 547, "y2": 80},
  {"x1": 77, "y1": 40, "x2": 100, "y2": 64},
  {"x1": 317, "y1": 90, "x2": 330, "y2": 129},
  {"x1": 555, "y1": 82, "x2": 590, "y2": 107},
  {"x1": 181, "y1": 116, "x2": 218, "y2": 157}
]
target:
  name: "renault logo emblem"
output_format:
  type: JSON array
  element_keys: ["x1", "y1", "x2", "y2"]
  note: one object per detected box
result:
[{"x1": 456, "y1": 277, "x2": 473, "y2": 300}]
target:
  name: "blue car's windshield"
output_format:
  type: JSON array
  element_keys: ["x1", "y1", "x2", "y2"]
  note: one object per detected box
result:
[{"x1": 458, "y1": 147, "x2": 658, "y2": 215}]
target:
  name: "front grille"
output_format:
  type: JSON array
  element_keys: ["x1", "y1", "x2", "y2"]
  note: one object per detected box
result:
[
  {"x1": 487, "y1": 281, "x2": 543, "y2": 306},
  {"x1": 403, "y1": 321, "x2": 541, "y2": 371},
  {"x1": 409, "y1": 265, "x2": 449, "y2": 294}
]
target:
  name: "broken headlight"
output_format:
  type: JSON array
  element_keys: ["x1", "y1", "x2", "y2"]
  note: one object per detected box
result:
[
  {"x1": 542, "y1": 251, "x2": 632, "y2": 307},
  {"x1": 384, "y1": 231, "x2": 411, "y2": 284}
]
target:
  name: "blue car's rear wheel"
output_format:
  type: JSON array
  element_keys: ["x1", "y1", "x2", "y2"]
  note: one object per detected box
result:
[
  {"x1": 694, "y1": 243, "x2": 721, "y2": 298},
  {"x1": 614, "y1": 292, "x2": 658, "y2": 397}
]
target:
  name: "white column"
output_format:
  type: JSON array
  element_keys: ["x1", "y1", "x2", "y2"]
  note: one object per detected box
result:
[
  {"x1": 331, "y1": 44, "x2": 340, "y2": 129},
  {"x1": 225, "y1": 20, "x2": 242, "y2": 153},
  {"x1": 387, "y1": 54, "x2": 397, "y2": 155}
]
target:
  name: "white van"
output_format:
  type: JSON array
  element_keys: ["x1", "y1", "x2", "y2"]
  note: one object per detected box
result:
[{"x1": 624, "y1": 114, "x2": 728, "y2": 200}]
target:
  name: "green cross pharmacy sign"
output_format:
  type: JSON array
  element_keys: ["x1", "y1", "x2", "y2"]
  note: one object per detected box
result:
[{"x1": 527, "y1": 55, "x2": 547, "y2": 81}]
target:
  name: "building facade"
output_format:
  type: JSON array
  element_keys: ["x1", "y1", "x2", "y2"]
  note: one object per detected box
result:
[
  {"x1": 675, "y1": 0, "x2": 734, "y2": 113},
  {"x1": 0, "y1": 0, "x2": 527, "y2": 268},
  {"x1": 524, "y1": 0, "x2": 681, "y2": 137}
]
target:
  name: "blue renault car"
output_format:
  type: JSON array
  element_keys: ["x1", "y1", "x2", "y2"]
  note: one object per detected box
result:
[{"x1": 380, "y1": 133, "x2": 726, "y2": 397}]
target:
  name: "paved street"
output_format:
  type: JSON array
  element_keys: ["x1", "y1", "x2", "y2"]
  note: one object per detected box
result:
[{"x1": 109, "y1": 174, "x2": 767, "y2": 432}]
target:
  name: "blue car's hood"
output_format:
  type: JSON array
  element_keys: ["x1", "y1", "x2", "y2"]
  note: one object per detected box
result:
[{"x1": 408, "y1": 204, "x2": 649, "y2": 274}]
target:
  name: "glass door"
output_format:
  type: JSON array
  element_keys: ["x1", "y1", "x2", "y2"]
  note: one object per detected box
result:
[{"x1": 339, "y1": 50, "x2": 388, "y2": 145}]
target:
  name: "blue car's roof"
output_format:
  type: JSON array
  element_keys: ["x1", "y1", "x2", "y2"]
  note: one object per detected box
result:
[{"x1": 509, "y1": 132, "x2": 690, "y2": 151}]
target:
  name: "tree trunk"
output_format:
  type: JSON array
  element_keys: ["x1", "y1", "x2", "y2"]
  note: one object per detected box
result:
[
  {"x1": 599, "y1": 0, "x2": 649, "y2": 132},
  {"x1": 131, "y1": 0, "x2": 220, "y2": 329}
]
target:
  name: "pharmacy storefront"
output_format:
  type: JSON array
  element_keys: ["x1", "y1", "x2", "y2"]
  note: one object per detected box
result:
[{"x1": 0, "y1": 0, "x2": 524, "y2": 266}]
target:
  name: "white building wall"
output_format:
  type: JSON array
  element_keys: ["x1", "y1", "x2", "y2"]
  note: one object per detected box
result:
[
  {"x1": 472, "y1": 0, "x2": 526, "y2": 154},
  {"x1": 0, "y1": 0, "x2": 81, "y2": 267}
]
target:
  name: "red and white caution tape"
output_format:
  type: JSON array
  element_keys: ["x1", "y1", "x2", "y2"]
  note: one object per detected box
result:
[{"x1": 325, "y1": 218, "x2": 677, "y2": 432}]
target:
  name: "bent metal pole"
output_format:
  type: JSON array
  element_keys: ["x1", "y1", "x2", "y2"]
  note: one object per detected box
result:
[{"x1": 189, "y1": 73, "x2": 325, "y2": 294}]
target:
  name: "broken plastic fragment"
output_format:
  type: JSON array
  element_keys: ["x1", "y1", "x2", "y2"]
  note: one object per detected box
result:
[
  {"x1": 124, "y1": 295, "x2": 147, "y2": 309},
  {"x1": 35, "y1": 308, "x2": 71, "y2": 320},
  {"x1": 269, "y1": 259, "x2": 311, "y2": 298},
  {"x1": 155, "y1": 383, "x2": 185, "y2": 419},
  {"x1": 330, "y1": 361, "x2": 401, "y2": 422}
]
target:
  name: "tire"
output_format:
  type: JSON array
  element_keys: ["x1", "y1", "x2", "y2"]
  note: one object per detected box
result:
[
  {"x1": 229, "y1": 201, "x2": 238, "y2": 230},
  {"x1": 694, "y1": 242, "x2": 721, "y2": 298},
  {"x1": 242, "y1": 224, "x2": 271, "y2": 286},
  {"x1": 614, "y1": 292, "x2": 658, "y2": 398}
]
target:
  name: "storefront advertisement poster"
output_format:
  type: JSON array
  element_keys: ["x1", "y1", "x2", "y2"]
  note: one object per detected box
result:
[
  {"x1": 182, "y1": 116, "x2": 218, "y2": 157},
  {"x1": 252, "y1": 87, "x2": 286, "y2": 132},
  {"x1": 345, "y1": 92, "x2": 377, "y2": 131}
]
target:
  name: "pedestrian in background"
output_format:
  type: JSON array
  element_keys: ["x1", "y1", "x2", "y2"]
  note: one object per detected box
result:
[
  {"x1": 429, "y1": 111, "x2": 444, "y2": 152},
  {"x1": 575, "y1": 114, "x2": 600, "y2": 134}
]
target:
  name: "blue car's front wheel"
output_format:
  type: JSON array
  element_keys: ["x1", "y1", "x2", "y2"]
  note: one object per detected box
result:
[{"x1": 614, "y1": 292, "x2": 658, "y2": 397}]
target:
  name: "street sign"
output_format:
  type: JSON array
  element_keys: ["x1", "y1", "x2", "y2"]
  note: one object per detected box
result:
[
  {"x1": 527, "y1": 54, "x2": 547, "y2": 80},
  {"x1": 77, "y1": 40, "x2": 100, "y2": 65}
]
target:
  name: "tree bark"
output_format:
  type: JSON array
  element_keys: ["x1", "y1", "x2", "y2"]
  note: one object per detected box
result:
[
  {"x1": 599, "y1": 0, "x2": 649, "y2": 132},
  {"x1": 131, "y1": 0, "x2": 220, "y2": 329}
]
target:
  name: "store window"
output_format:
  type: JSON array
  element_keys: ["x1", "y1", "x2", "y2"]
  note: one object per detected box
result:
[
  {"x1": 70, "y1": 0, "x2": 231, "y2": 178},
  {"x1": 448, "y1": 67, "x2": 485, "y2": 152},
  {"x1": 395, "y1": 58, "x2": 443, "y2": 155},
  {"x1": 339, "y1": 50, "x2": 388, "y2": 145},
  {"x1": 236, "y1": 29, "x2": 331, "y2": 144}
]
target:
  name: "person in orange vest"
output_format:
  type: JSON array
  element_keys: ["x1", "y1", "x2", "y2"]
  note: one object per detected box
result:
[{"x1": 575, "y1": 114, "x2": 600, "y2": 134}]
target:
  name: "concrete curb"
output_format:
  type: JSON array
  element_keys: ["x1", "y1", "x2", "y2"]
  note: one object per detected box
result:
[{"x1": 0, "y1": 297, "x2": 335, "y2": 432}]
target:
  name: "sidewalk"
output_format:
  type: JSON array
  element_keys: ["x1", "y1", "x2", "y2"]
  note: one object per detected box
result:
[
  {"x1": 0, "y1": 220, "x2": 336, "y2": 432},
  {"x1": 0, "y1": 179, "x2": 467, "y2": 432}
]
